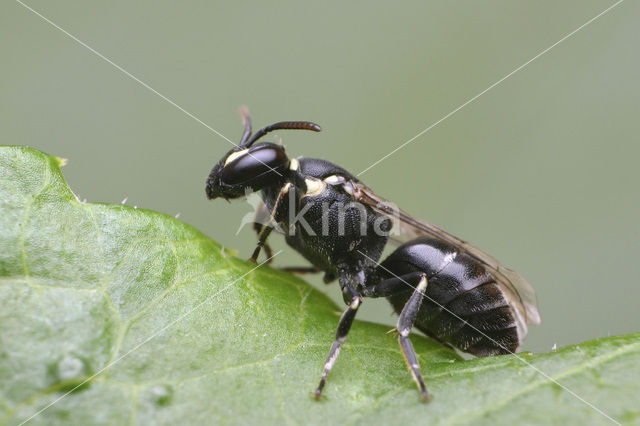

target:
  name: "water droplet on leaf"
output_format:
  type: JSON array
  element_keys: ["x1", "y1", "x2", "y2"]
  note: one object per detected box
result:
[{"x1": 151, "y1": 385, "x2": 173, "y2": 406}]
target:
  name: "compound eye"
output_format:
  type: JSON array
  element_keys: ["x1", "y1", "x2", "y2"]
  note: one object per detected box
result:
[{"x1": 220, "y1": 143, "x2": 288, "y2": 185}]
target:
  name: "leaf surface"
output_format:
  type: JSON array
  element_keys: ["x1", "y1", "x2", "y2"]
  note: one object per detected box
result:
[{"x1": 0, "y1": 146, "x2": 638, "y2": 425}]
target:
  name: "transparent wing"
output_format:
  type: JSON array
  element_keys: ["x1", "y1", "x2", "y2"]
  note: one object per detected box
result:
[{"x1": 351, "y1": 181, "x2": 541, "y2": 338}]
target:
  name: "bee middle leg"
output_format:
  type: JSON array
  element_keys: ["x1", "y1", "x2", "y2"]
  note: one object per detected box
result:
[
  {"x1": 253, "y1": 223, "x2": 274, "y2": 260},
  {"x1": 250, "y1": 183, "x2": 292, "y2": 263},
  {"x1": 313, "y1": 285, "x2": 362, "y2": 400}
]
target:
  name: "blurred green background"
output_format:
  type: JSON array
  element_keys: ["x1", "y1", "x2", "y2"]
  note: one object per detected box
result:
[{"x1": 1, "y1": 0, "x2": 639, "y2": 354}]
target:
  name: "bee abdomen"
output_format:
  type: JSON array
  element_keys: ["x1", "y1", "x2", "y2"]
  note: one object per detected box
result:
[
  {"x1": 381, "y1": 237, "x2": 520, "y2": 356},
  {"x1": 418, "y1": 286, "x2": 519, "y2": 356}
]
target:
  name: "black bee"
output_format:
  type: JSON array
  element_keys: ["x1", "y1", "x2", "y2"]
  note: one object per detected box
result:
[{"x1": 206, "y1": 110, "x2": 540, "y2": 401}]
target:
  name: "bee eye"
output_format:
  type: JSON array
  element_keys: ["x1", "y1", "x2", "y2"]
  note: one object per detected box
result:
[{"x1": 220, "y1": 143, "x2": 288, "y2": 186}]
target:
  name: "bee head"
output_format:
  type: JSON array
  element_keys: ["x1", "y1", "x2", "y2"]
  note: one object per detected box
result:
[
  {"x1": 206, "y1": 142, "x2": 289, "y2": 200},
  {"x1": 206, "y1": 108, "x2": 321, "y2": 200}
]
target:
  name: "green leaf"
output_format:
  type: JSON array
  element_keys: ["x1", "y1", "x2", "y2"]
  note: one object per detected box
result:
[{"x1": 0, "y1": 146, "x2": 638, "y2": 426}]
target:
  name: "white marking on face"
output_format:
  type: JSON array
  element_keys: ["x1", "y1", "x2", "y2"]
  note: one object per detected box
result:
[
  {"x1": 303, "y1": 178, "x2": 326, "y2": 197},
  {"x1": 224, "y1": 148, "x2": 248, "y2": 166}
]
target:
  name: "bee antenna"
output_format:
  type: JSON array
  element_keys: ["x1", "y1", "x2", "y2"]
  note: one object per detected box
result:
[
  {"x1": 244, "y1": 121, "x2": 322, "y2": 147},
  {"x1": 239, "y1": 106, "x2": 252, "y2": 145}
]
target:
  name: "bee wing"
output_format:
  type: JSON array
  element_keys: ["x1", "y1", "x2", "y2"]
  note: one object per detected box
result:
[{"x1": 352, "y1": 182, "x2": 541, "y2": 338}]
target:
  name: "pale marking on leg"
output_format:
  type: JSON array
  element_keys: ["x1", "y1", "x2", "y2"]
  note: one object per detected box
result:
[{"x1": 350, "y1": 297, "x2": 361, "y2": 310}]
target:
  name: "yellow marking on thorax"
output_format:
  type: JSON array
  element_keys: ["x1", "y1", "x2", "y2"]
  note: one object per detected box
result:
[
  {"x1": 289, "y1": 158, "x2": 300, "y2": 171},
  {"x1": 303, "y1": 178, "x2": 326, "y2": 197}
]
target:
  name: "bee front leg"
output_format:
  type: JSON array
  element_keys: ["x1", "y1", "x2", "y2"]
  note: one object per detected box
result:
[
  {"x1": 250, "y1": 183, "x2": 292, "y2": 263},
  {"x1": 252, "y1": 223, "x2": 274, "y2": 261},
  {"x1": 250, "y1": 224, "x2": 274, "y2": 263}
]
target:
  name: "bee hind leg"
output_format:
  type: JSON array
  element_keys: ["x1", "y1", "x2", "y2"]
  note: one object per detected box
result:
[
  {"x1": 363, "y1": 272, "x2": 431, "y2": 401},
  {"x1": 279, "y1": 266, "x2": 321, "y2": 274},
  {"x1": 396, "y1": 273, "x2": 430, "y2": 401}
]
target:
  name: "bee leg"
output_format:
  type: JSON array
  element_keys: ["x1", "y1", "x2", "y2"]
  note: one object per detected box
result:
[
  {"x1": 362, "y1": 272, "x2": 431, "y2": 400},
  {"x1": 313, "y1": 286, "x2": 362, "y2": 400},
  {"x1": 396, "y1": 273, "x2": 431, "y2": 401},
  {"x1": 249, "y1": 183, "x2": 292, "y2": 262},
  {"x1": 250, "y1": 225, "x2": 274, "y2": 263},
  {"x1": 363, "y1": 271, "x2": 425, "y2": 297},
  {"x1": 279, "y1": 266, "x2": 320, "y2": 274},
  {"x1": 252, "y1": 223, "x2": 274, "y2": 261}
]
